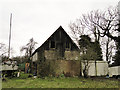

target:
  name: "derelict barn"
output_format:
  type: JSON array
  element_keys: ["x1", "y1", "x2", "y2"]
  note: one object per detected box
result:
[{"x1": 31, "y1": 26, "x2": 81, "y2": 76}]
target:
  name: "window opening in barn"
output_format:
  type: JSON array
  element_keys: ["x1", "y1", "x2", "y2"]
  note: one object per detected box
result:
[
  {"x1": 66, "y1": 41, "x2": 69, "y2": 48},
  {"x1": 51, "y1": 41, "x2": 55, "y2": 48}
]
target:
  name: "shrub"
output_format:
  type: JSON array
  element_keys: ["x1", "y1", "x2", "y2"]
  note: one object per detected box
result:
[
  {"x1": 19, "y1": 72, "x2": 33, "y2": 79},
  {"x1": 59, "y1": 73, "x2": 65, "y2": 78},
  {"x1": 37, "y1": 61, "x2": 56, "y2": 77}
]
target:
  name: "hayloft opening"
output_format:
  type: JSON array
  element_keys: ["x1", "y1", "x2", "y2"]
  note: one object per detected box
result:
[
  {"x1": 66, "y1": 41, "x2": 69, "y2": 48},
  {"x1": 51, "y1": 41, "x2": 55, "y2": 48}
]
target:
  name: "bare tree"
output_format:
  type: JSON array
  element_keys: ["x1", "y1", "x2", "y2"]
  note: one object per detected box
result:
[
  {"x1": 88, "y1": 6, "x2": 120, "y2": 65},
  {"x1": 90, "y1": 7, "x2": 119, "y2": 41},
  {"x1": 69, "y1": 10, "x2": 104, "y2": 76},
  {"x1": 0, "y1": 43, "x2": 14, "y2": 58},
  {"x1": 20, "y1": 38, "x2": 37, "y2": 58},
  {"x1": 104, "y1": 37, "x2": 116, "y2": 64},
  {"x1": 0, "y1": 43, "x2": 8, "y2": 56},
  {"x1": 69, "y1": 6, "x2": 119, "y2": 65}
]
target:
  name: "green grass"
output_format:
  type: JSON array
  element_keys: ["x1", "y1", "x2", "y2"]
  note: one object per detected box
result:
[{"x1": 2, "y1": 77, "x2": 119, "y2": 88}]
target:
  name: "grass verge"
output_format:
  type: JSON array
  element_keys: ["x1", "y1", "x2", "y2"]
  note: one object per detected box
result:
[{"x1": 2, "y1": 77, "x2": 119, "y2": 88}]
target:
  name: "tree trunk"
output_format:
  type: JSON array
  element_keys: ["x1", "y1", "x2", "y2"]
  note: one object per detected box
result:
[
  {"x1": 95, "y1": 60, "x2": 97, "y2": 76},
  {"x1": 106, "y1": 37, "x2": 109, "y2": 62},
  {"x1": 79, "y1": 60, "x2": 82, "y2": 76}
]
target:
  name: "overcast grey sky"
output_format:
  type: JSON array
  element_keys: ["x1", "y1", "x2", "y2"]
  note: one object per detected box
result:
[{"x1": 0, "y1": 0, "x2": 119, "y2": 57}]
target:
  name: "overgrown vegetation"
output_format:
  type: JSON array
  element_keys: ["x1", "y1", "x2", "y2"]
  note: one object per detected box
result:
[{"x1": 37, "y1": 61, "x2": 57, "y2": 77}]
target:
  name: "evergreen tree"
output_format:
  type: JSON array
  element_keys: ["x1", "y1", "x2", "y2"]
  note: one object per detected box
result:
[
  {"x1": 92, "y1": 41, "x2": 103, "y2": 61},
  {"x1": 113, "y1": 37, "x2": 120, "y2": 66},
  {"x1": 79, "y1": 35, "x2": 103, "y2": 77},
  {"x1": 79, "y1": 35, "x2": 103, "y2": 60}
]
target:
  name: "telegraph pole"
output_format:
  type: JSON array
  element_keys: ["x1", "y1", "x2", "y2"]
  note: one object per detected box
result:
[{"x1": 8, "y1": 13, "x2": 12, "y2": 59}]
